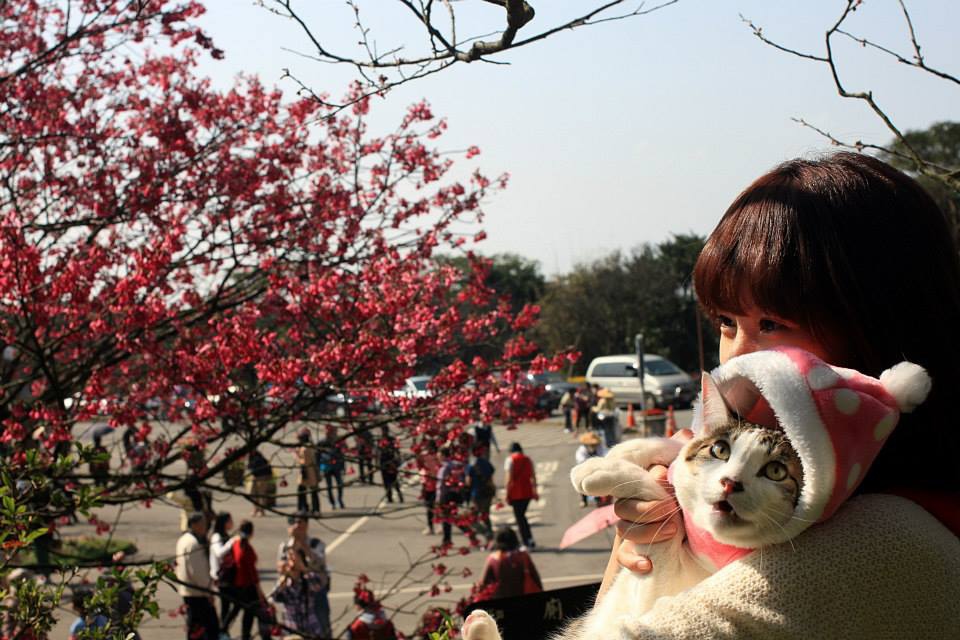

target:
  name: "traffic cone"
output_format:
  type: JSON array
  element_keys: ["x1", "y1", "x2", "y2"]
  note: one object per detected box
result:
[
  {"x1": 626, "y1": 404, "x2": 636, "y2": 430},
  {"x1": 666, "y1": 405, "x2": 676, "y2": 437}
]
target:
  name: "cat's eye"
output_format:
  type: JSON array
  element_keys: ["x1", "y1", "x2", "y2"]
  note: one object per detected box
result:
[
  {"x1": 763, "y1": 461, "x2": 788, "y2": 481},
  {"x1": 709, "y1": 440, "x2": 730, "y2": 460}
]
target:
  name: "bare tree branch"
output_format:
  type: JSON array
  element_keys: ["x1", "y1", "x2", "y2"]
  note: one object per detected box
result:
[{"x1": 264, "y1": 0, "x2": 679, "y2": 113}]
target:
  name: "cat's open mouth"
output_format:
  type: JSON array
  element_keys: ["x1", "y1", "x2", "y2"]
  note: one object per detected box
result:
[{"x1": 714, "y1": 500, "x2": 736, "y2": 515}]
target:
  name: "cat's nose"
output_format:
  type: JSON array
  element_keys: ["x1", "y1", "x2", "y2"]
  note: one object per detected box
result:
[{"x1": 720, "y1": 477, "x2": 743, "y2": 495}]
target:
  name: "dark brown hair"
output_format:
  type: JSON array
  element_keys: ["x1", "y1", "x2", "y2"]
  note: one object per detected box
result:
[{"x1": 694, "y1": 152, "x2": 960, "y2": 492}]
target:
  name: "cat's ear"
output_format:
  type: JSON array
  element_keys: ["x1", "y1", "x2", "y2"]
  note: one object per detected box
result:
[{"x1": 700, "y1": 372, "x2": 732, "y2": 433}]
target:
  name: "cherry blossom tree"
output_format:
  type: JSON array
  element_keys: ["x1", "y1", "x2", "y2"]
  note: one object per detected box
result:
[{"x1": 0, "y1": 1, "x2": 568, "y2": 636}]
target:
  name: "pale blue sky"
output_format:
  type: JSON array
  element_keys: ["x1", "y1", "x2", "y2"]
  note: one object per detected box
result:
[{"x1": 195, "y1": 1, "x2": 958, "y2": 275}]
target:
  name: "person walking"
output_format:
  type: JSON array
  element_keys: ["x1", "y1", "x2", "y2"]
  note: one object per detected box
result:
[
  {"x1": 472, "y1": 422, "x2": 499, "y2": 455},
  {"x1": 228, "y1": 520, "x2": 267, "y2": 640},
  {"x1": 209, "y1": 512, "x2": 238, "y2": 635},
  {"x1": 246, "y1": 449, "x2": 273, "y2": 517},
  {"x1": 573, "y1": 432, "x2": 607, "y2": 507},
  {"x1": 504, "y1": 442, "x2": 538, "y2": 549},
  {"x1": 435, "y1": 446, "x2": 469, "y2": 546},
  {"x1": 473, "y1": 526, "x2": 543, "y2": 602},
  {"x1": 295, "y1": 428, "x2": 321, "y2": 515},
  {"x1": 355, "y1": 430, "x2": 376, "y2": 484},
  {"x1": 276, "y1": 512, "x2": 332, "y2": 639},
  {"x1": 467, "y1": 446, "x2": 496, "y2": 545},
  {"x1": 559, "y1": 390, "x2": 575, "y2": 433},
  {"x1": 592, "y1": 387, "x2": 619, "y2": 448},
  {"x1": 175, "y1": 512, "x2": 220, "y2": 640},
  {"x1": 379, "y1": 436, "x2": 404, "y2": 503},
  {"x1": 574, "y1": 383, "x2": 592, "y2": 432},
  {"x1": 317, "y1": 432, "x2": 346, "y2": 509},
  {"x1": 417, "y1": 441, "x2": 440, "y2": 535}
]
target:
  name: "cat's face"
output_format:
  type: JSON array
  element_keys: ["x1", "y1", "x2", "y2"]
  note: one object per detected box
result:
[{"x1": 673, "y1": 422, "x2": 803, "y2": 547}]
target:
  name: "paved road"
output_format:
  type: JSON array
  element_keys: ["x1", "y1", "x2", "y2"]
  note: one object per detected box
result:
[{"x1": 51, "y1": 410, "x2": 693, "y2": 638}]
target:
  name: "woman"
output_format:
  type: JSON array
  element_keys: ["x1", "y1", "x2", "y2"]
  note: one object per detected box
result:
[
  {"x1": 504, "y1": 442, "x2": 538, "y2": 549},
  {"x1": 209, "y1": 512, "x2": 237, "y2": 630},
  {"x1": 601, "y1": 153, "x2": 960, "y2": 635},
  {"x1": 418, "y1": 441, "x2": 440, "y2": 535},
  {"x1": 474, "y1": 526, "x2": 543, "y2": 601},
  {"x1": 295, "y1": 428, "x2": 321, "y2": 514},
  {"x1": 272, "y1": 546, "x2": 328, "y2": 637},
  {"x1": 230, "y1": 520, "x2": 268, "y2": 640},
  {"x1": 246, "y1": 449, "x2": 273, "y2": 517}
]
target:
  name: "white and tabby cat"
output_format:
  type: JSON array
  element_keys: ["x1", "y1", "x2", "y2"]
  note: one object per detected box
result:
[
  {"x1": 463, "y1": 349, "x2": 930, "y2": 640},
  {"x1": 463, "y1": 372, "x2": 804, "y2": 639}
]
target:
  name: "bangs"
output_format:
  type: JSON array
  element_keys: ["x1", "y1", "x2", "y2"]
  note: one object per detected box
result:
[
  {"x1": 694, "y1": 192, "x2": 810, "y2": 325},
  {"x1": 693, "y1": 169, "x2": 846, "y2": 351}
]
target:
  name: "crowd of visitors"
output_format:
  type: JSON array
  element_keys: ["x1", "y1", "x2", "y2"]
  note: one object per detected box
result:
[{"x1": 162, "y1": 415, "x2": 556, "y2": 638}]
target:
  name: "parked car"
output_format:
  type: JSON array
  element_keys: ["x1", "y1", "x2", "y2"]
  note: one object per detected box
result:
[
  {"x1": 391, "y1": 375, "x2": 433, "y2": 400},
  {"x1": 525, "y1": 371, "x2": 578, "y2": 413},
  {"x1": 585, "y1": 354, "x2": 695, "y2": 409}
]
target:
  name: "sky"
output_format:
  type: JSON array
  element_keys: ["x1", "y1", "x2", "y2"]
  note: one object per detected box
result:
[{"x1": 194, "y1": 1, "x2": 958, "y2": 275}]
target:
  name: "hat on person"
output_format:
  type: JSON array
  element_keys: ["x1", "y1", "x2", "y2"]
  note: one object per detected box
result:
[
  {"x1": 699, "y1": 346, "x2": 931, "y2": 535},
  {"x1": 579, "y1": 432, "x2": 601, "y2": 446},
  {"x1": 596, "y1": 388, "x2": 614, "y2": 399}
]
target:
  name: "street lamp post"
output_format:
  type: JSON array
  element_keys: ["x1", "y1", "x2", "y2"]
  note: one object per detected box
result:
[{"x1": 635, "y1": 333, "x2": 647, "y2": 435}]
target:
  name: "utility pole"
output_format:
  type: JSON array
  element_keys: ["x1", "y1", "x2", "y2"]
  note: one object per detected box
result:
[{"x1": 635, "y1": 333, "x2": 647, "y2": 435}]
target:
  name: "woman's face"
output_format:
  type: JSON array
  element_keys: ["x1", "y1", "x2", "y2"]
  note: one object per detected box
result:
[{"x1": 717, "y1": 304, "x2": 838, "y2": 364}]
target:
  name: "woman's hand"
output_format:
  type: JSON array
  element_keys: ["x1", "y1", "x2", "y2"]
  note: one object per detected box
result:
[{"x1": 597, "y1": 429, "x2": 693, "y2": 600}]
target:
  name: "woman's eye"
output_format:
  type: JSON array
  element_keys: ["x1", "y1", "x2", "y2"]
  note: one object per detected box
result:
[
  {"x1": 709, "y1": 441, "x2": 730, "y2": 460},
  {"x1": 763, "y1": 461, "x2": 788, "y2": 481},
  {"x1": 759, "y1": 318, "x2": 786, "y2": 333}
]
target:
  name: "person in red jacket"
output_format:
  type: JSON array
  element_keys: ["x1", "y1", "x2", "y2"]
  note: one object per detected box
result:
[
  {"x1": 504, "y1": 442, "x2": 538, "y2": 549},
  {"x1": 228, "y1": 520, "x2": 267, "y2": 640}
]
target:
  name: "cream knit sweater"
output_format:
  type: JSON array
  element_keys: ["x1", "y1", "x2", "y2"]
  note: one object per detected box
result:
[{"x1": 622, "y1": 494, "x2": 960, "y2": 639}]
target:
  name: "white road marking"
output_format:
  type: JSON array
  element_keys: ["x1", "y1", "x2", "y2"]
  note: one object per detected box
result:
[
  {"x1": 326, "y1": 498, "x2": 387, "y2": 554},
  {"x1": 326, "y1": 573, "x2": 603, "y2": 599}
]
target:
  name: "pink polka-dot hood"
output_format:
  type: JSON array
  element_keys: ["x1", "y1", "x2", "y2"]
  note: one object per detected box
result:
[{"x1": 683, "y1": 346, "x2": 931, "y2": 569}]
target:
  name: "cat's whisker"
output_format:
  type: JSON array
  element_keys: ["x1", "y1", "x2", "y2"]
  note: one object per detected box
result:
[{"x1": 755, "y1": 508, "x2": 797, "y2": 552}]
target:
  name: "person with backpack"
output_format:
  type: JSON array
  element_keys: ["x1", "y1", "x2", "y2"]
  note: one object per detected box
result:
[
  {"x1": 435, "y1": 447, "x2": 469, "y2": 546},
  {"x1": 346, "y1": 589, "x2": 397, "y2": 640},
  {"x1": 467, "y1": 446, "x2": 496, "y2": 545},
  {"x1": 276, "y1": 512, "x2": 331, "y2": 639},
  {"x1": 316, "y1": 433, "x2": 346, "y2": 509}
]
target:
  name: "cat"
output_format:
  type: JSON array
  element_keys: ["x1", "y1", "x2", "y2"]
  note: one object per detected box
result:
[
  {"x1": 462, "y1": 348, "x2": 930, "y2": 640},
  {"x1": 462, "y1": 371, "x2": 805, "y2": 640}
]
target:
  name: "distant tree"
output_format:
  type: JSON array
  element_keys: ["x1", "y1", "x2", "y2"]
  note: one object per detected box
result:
[
  {"x1": 535, "y1": 235, "x2": 716, "y2": 374},
  {"x1": 438, "y1": 253, "x2": 545, "y2": 313},
  {"x1": 880, "y1": 121, "x2": 960, "y2": 245}
]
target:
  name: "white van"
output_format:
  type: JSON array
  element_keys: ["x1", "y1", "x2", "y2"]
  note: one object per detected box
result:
[{"x1": 585, "y1": 354, "x2": 695, "y2": 409}]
